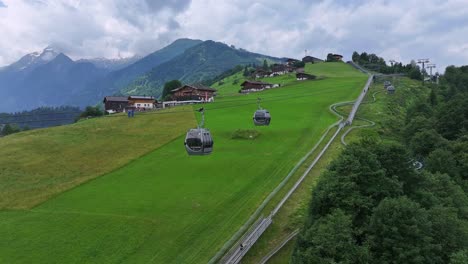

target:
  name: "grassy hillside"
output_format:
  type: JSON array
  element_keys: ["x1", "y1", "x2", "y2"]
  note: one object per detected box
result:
[
  {"x1": 0, "y1": 107, "x2": 195, "y2": 209},
  {"x1": 0, "y1": 62, "x2": 367, "y2": 263}
]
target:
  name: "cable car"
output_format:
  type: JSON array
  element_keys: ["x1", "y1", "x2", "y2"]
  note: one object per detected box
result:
[
  {"x1": 253, "y1": 98, "x2": 271, "y2": 126},
  {"x1": 184, "y1": 108, "x2": 214, "y2": 155}
]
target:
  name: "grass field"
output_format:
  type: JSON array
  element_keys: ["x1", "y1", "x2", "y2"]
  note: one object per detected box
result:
[
  {"x1": 0, "y1": 63, "x2": 366, "y2": 263},
  {"x1": 0, "y1": 107, "x2": 195, "y2": 209}
]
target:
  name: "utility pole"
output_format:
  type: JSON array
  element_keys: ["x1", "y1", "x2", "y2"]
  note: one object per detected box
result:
[
  {"x1": 426, "y1": 64, "x2": 436, "y2": 81},
  {"x1": 417, "y1": 59, "x2": 430, "y2": 84},
  {"x1": 389, "y1": 59, "x2": 396, "y2": 73}
]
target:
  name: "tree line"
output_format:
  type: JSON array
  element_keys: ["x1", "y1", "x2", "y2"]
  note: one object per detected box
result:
[
  {"x1": 352, "y1": 51, "x2": 424, "y2": 80},
  {"x1": 292, "y1": 65, "x2": 468, "y2": 263},
  {"x1": 0, "y1": 106, "x2": 81, "y2": 136}
]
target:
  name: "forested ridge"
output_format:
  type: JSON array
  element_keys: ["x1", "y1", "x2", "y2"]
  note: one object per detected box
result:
[{"x1": 292, "y1": 66, "x2": 468, "y2": 264}]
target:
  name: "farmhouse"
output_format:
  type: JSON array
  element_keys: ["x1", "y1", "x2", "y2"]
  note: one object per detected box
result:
[
  {"x1": 170, "y1": 84, "x2": 217, "y2": 102},
  {"x1": 128, "y1": 96, "x2": 156, "y2": 110},
  {"x1": 302, "y1": 56, "x2": 323, "y2": 63},
  {"x1": 296, "y1": 73, "x2": 316, "y2": 81},
  {"x1": 240, "y1": 80, "x2": 278, "y2": 93},
  {"x1": 332, "y1": 54, "x2": 343, "y2": 61},
  {"x1": 285, "y1": 58, "x2": 300, "y2": 66},
  {"x1": 103, "y1": 96, "x2": 129, "y2": 113},
  {"x1": 270, "y1": 64, "x2": 288, "y2": 76},
  {"x1": 253, "y1": 68, "x2": 271, "y2": 79}
]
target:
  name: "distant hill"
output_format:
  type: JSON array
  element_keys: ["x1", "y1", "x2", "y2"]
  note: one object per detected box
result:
[
  {"x1": 120, "y1": 40, "x2": 282, "y2": 98},
  {"x1": 0, "y1": 49, "x2": 107, "y2": 112},
  {"x1": 72, "y1": 38, "x2": 204, "y2": 106}
]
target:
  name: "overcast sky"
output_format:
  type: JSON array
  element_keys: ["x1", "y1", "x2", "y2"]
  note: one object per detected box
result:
[{"x1": 1, "y1": 0, "x2": 467, "y2": 72}]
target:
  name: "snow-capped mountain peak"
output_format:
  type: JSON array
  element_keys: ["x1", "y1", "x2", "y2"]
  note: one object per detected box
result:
[
  {"x1": 39, "y1": 46, "x2": 59, "y2": 62},
  {"x1": 7, "y1": 46, "x2": 61, "y2": 71}
]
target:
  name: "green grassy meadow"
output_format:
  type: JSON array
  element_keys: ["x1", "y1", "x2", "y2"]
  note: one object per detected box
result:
[{"x1": 0, "y1": 63, "x2": 366, "y2": 263}]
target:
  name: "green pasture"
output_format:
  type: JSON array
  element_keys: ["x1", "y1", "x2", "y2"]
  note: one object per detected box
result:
[{"x1": 0, "y1": 62, "x2": 366, "y2": 263}]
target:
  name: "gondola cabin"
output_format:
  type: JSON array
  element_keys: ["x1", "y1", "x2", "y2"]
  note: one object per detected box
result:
[
  {"x1": 184, "y1": 128, "x2": 213, "y2": 155},
  {"x1": 253, "y1": 110, "x2": 271, "y2": 126}
]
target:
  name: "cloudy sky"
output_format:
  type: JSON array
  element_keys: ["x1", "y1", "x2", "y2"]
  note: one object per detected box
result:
[{"x1": 1, "y1": 0, "x2": 467, "y2": 72}]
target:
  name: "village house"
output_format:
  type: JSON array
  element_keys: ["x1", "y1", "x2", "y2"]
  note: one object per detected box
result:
[
  {"x1": 302, "y1": 56, "x2": 324, "y2": 63},
  {"x1": 332, "y1": 54, "x2": 343, "y2": 61},
  {"x1": 296, "y1": 73, "x2": 317, "y2": 81},
  {"x1": 103, "y1": 96, "x2": 129, "y2": 113},
  {"x1": 285, "y1": 58, "x2": 300, "y2": 66},
  {"x1": 270, "y1": 64, "x2": 289, "y2": 76},
  {"x1": 253, "y1": 68, "x2": 271, "y2": 79},
  {"x1": 240, "y1": 80, "x2": 279, "y2": 93},
  {"x1": 127, "y1": 96, "x2": 156, "y2": 111},
  {"x1": 170, "y1": 84, "x2": 217, "y2": 102}
]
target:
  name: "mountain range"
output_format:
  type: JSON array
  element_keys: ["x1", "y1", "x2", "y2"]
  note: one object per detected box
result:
[{"x1": 0, "y1": 39, "x2": 282, "y2": 112}]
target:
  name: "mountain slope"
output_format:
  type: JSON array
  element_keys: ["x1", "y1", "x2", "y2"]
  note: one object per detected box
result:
[
  {"x1": 0, "y1": 53, "x2": 107, "y2": 111},
  {"x1": 77, "y1": 56, "x2": 142, "y2": 71},
  {"x1": 75, "y1": 38, "x2": 204, "y2": 105},
  {"x1": 121, "y1": 40, "x2": 282, "y2": 97}
]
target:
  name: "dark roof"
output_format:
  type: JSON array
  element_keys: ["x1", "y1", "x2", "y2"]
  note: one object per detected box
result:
[
  {"x1": 103, "y1": 96, "x2": 128, "y2": 103},
  {"x1": 285, "y1": 58, "x2": 300, "y2": 62},
  {"x1": 171, "y1": 84, "x2": 217, "y2": 93},
  {"x1": 302, "y1": 56, "x2": 323, "y2": 62},
  {"x1": 241, "y1": 80, "x2": 273, "y2": 86},
  {"x1": 128, "y1": 96, "x2": 155, "y2": 100},
  {"x1": 296, "y1": 73, "x2": 316, "y2": 78},
  {"x1": 332, "y1": 54, "x2": 343, "y2": 57}
]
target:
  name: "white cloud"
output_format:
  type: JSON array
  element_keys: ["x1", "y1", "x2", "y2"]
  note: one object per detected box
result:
[{"x1": 0, "y1": 0, "x2": 467, "y2": 73}]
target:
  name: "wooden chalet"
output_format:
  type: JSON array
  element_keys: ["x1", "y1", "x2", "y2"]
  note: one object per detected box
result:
[
  {"x1": 302, "y1": 56, "x2": 323, "y2": 63},
  {"x1": 296, "y1": 73, "x2": 317, "y2": 81},
  {"x1": 285, "y1": 58, "x2": 300, "y2": 66},
  {"x1": 253, "y1": 68, "x2": 271, "y2": 78},
  {"x1": 332, "y1": 54, "x2": 343, "y2": 61},
  {"x1": 103, "y1": 96, "x2": 129, "y2": 113},
  {"x1": 170, "y1": 84, "x2": 217, "y2": 101},
  {"x1": 270, "y1": 64, "x2": 289, "y2": 76},
  {"x1": 240, "y1": 80, "x2": 276, "y2": 93},
  {"x1": 127, "y1": 96, "x2": 156, "y2": 110}
]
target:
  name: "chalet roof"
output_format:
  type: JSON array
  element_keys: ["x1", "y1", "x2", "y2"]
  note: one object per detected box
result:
[
  {"x1": 332, "y1": 54, "x2": 343, "y2": 58},
  {"x1": 128, "y1": 96, "x2": 155, "y2": 100},
  {"x1": 285, "y1": 58, "x2": 300, "y2": 62},
  {"x1": 241, "y1": 80, "x2": 273, "y2": 86},
  {"x1": 103, "y1": 96, "x2": 128, "y2": 103},
  {"x1": 171, "y1": 84, "x2": 217, "y2": 93}
]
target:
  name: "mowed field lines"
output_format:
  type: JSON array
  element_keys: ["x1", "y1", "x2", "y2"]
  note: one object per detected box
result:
[{"x1": 0, "y1": 63, "x2": 366, "y2": 263}]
